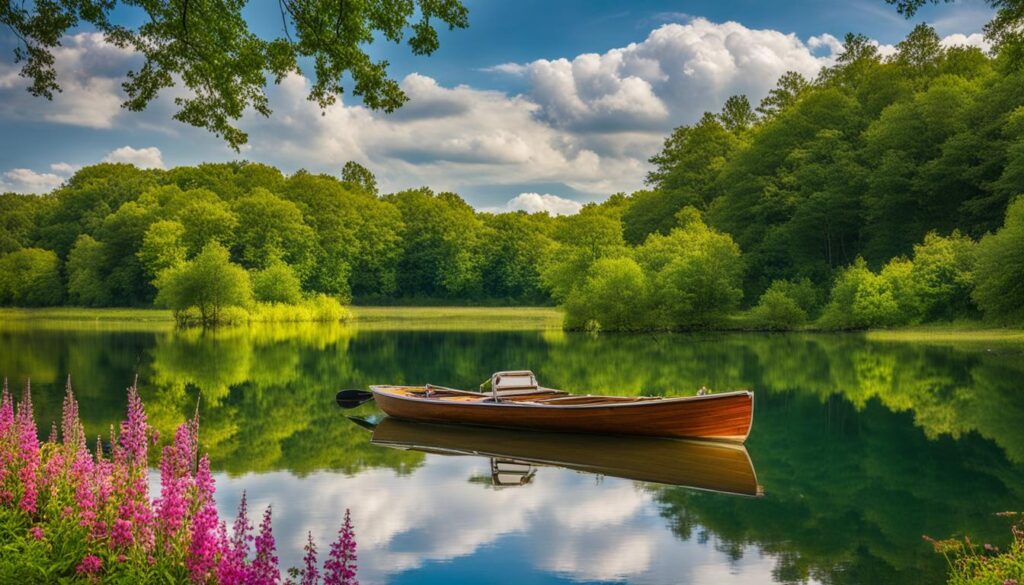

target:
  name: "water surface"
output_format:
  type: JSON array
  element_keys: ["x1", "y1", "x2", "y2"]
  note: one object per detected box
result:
[{"x1": 2, "y1": 321, "x2": 1022, "y2": 584}]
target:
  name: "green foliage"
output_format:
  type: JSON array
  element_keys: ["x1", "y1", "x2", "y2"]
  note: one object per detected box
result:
[
  {"x1": 231, "y1": 188, "x2": 314, "y2": 274},
  {"x1": 66, "y1": 235, "x2": 110, "y2": 306},
  {"x1": 564, "y1": 256, "x2": 650, "y2": 331},
  {"x1": 341, "y1": 161, "x2": 378, "y2": 195},
  {"x1": 564, "y1": 208, "x2": 744, "y2": 331},
  {"x1": 251, "y1": 261, "x2": 303, "y2": 304},
  {"x1": 154, "y1": 242, "x2": 252, "y2": 325},
  {"x1": 0, "y1": 248, "x2": 62, "y2": 306},
  {"x1": 1, "y1": 1, "x2": 469, "y2": 149},
  {"x1": 820, "y1": 258, "x2": 904, "y2": 329},
  {"x1": 750, "y1": 289, "x2": 807, "y2": 329},
  {"x1": 137, "y1": 220, "x2": 187, "y2": 278},
  {"x1": 973, "y1": 196, "x2": 1024, "y2": 324},
  {"x1": 911, "y1": 231, "x2": 978, "y2": 320}
]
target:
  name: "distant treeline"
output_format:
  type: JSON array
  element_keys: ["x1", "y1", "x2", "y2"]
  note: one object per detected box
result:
[{"x1": 1, "y1": 24, "x2": 1023, "y2": 329}]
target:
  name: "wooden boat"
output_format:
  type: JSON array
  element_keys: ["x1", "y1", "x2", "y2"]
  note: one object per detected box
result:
[
  {"x1": 370, "y1": 370, "x2": 753, "y2": 442},
  {"x1": 370, "y1": 418, "x2": 762, "y2": 496}
]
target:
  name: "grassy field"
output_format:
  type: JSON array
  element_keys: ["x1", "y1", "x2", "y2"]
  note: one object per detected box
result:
[
  {"x1": 351, "y1": 306, "x2": 564, "y2": 331},
  {"x1": 865, "y1": 322, "x2": 1024, "y2": 344},
  {"x1": 0, "y1": 306, "x2": 565, "y2": 332},
  {"x1": 1, "y1": 307, "x2": 1020, "y2": 340}
]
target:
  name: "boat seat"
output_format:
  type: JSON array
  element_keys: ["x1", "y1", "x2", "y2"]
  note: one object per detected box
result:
[{"x1": 490, "y1": 370, "x2": 542, "y2": 402}]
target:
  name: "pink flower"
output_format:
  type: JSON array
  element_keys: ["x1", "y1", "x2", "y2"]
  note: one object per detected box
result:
[
  {"x1": 218, "y1": 493, "x2": 253, "y2": 585},
  {"x1": 324, "y1": 509, "x2": 358, "y2": 585},
  {"x1": 155, "y1": 422, "x2": 196, "y2": 541},
  {"x1": 28, "y1": 526, "x2": 44, "y2": 540},
  {"x1": 16, "y1": 382, "x2": 40, "y2": 514},
  {"x1": 299, "y1": 531, "x2": 320, "y2": 585},
  {"x1": 119, "y1": 383, "x2": 149, "y2": 467},
  {"x1": 251, "y1": 505, "x2": 280, "y2": 585},
  {"x1": 76, "y1": 554, "x2": 102, "y2": 575},
  {"x1": 187, "y1": 456, "x2": 221, "y2": 583},
  {"x1": 61, "y1": 377, "x2": 85, "y2": 449},
  {"x1": 0, "y1": 378, "x2": 13, "y2": 434}
]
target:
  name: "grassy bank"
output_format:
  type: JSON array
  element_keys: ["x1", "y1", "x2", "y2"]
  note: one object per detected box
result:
[
  {"x1": 0, "y1": 306, "x2": 565, "y2": 332},
  {"x1": 351, "y1": 306, "x2": 564, "y2": 331},
  {"x1": 1, "y1": 307, "x2": 1021, "y2": 340}
]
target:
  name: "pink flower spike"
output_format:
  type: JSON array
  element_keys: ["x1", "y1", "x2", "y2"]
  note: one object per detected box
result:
[
  {"x1": 325, "y1": 509, "x2": 358, "y2": 585},
  {"x1": 300, "y1": 531, "x2": 320, "y2": 585},
  {"x1": 28, "y1": 526, "x2": 44, "y2": 540},
  {"x1": 251, "y1": 505, "x2": 280, "y2": 585}
]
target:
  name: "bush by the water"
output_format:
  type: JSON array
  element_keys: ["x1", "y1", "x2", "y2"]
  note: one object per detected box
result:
[
  {"x1": 926, "y1": 512, "x2": 1023, "y2": 585},
  {"x1": 0, "y1": 380, "x2": 359, "y2": 584},
  {"x1": 562, "y1": 207, "x2": 744, "y2": 331}
]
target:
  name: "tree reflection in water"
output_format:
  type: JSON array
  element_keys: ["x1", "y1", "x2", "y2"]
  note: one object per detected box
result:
[{"x1": 1, "y1": 322, "x2": 1022, "y2": 584}]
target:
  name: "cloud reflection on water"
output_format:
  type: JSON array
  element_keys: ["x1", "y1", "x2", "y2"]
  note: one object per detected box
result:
[{"x1": 195, "y1": 455, "x2": 818, "y2": 585}]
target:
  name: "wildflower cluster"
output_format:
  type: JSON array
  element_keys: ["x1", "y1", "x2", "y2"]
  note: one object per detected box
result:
[
  {"x1": 925, "y1": 512, "x2": 1024, "y2": 585},
  {"x1": 0, "y1": 378, "x2": 359, "y2": 584}
]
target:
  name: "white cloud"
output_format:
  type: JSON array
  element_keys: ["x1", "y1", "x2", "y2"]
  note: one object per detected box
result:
[
  {"x1": 940, "y1": 32, "x2": 991, "y2": 52},
  {"x1": 0, "y1": 32, "x2": 135, "y2": 128},
  {"x1": 102, "y1": 146, "x2": 166, "y2": 169},
  {"x1": 0, "y1": 20, "x2": 996, "y2": 204},
  {"x1": 500, "y1": 193, "x2": 583, "y2": 215},
  {"x1": 0, "y1": 168, "x2": 66, "y2": 194},
  {"x1": 498, "y1": 18, "x2": 839, "y2": 134}
]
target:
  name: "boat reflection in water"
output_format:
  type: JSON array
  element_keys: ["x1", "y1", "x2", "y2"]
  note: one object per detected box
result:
[{"x1": 368, "y1": 418, "x2": 762, "y2": 497}]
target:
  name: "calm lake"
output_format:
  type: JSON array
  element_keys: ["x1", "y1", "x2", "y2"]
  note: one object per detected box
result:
[{"x1": 2, "y1": 319, "x2": 1023, "y2": 585}]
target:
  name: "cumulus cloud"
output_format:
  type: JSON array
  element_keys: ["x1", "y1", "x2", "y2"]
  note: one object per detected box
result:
[
  {"x1": 0, "y1": 168, "x2": 66, "y2": 193},
  {"x1": 102, "y1": 146, "x2": 166, "y2": 169},
  {"x1": 0, "y1": 20, "x2": 997, "y2": 205},
  {"x1": 500, "y1": 193, "x2": 583, "y2": 215},
  {"x1": 940, "y1": 32, "x2": 991, "y2": 51},
  {"x1": 0, "y1": 32, "x2": 135, "y2": 128},
  {"x1": 497, "y1": 18, "x2": 839, "y2": 135}
]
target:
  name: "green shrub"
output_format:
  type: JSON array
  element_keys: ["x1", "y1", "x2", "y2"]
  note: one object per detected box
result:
[
  {"x1": 252, "y1": 261, "x2": 303, "y2": 304},
  {"x1": 819, "y1": 258, "x2": 902, "y2": 329},
  {"x1": 764, "y1": 277, "x2": 823, "y2": 318},
  {"x1": 911, "y1": 230, "x2": 977, "y2": 320},
  {"x1": 155, "y1": 242, "x2": 252, "y2": 325},
  {"x1": 564, "y1": 257, "x2": 650, "y2": 331},
  {"x1": 248, "y1": 295, "x2": 351, "y2": 323},
  {"x1": 0, "y1": 248, "x2": 63, "y2": 307},
  {"x1": 751, "y1": 289, "x2": 807, "y2": 330},
  {"x1": 66, "y1": 235, "x2": 111, "y2": 306}
]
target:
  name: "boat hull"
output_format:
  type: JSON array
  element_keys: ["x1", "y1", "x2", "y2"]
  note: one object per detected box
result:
[{"x1": 370, "y1": 386, "x2": 754, "y2": 442}]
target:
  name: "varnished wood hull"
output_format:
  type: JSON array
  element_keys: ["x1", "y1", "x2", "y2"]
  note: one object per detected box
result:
[
  {"x1": 370, "y1": 418, "x2": 761, "y2": 496},
  {"x1": 370, "y1": 386, "x2": 754, "y2": 442}
]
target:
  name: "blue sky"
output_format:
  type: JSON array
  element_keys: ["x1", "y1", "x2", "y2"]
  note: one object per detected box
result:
[{"x1": 0, "y1": 0, "x2": 995, "y2": 211}]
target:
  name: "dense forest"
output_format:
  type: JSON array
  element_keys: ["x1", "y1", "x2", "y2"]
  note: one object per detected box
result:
[{"x1": 1, "y1": 24, "x2": 1023, "y2": 330}]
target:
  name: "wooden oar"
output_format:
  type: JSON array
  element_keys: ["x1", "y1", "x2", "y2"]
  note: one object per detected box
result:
[{"x1": 336, "y1": 389, "x2": 374, "y2": 409}]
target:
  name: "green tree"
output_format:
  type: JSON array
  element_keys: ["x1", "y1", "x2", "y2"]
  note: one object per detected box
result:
[
  {"x1": 819, "y1": 258, "x2": 903, "y2": 329},
  {"x1": 637, "y1": 208, "x2": 745, "y2": 328},
  {"x1": 387, "y1": 188, "x2": 483, "y2": 298},
  {"x1": 252, "y1": 261, "x2": 303, "y2": 304},
  {"x1": 1, "y1": 0, "x2": 469, "y2": 149},
  {"x1": 0, "y1": 248, "x2": 63, "y2": 306},
  {"x1": 66, "y1": 234, "x2": 111, "y2": 306},
  {"x1": 231, "y1": 188, "x2": 315, "y2": 274},
  {"x1": 757, "y1": 71, "x2": 810, "y2": 120},
  {"x1": 341, "y1": 161, "x2": 379, "y2": 196},
  {"x1": 564, "y1": 256, "x2": 650, "y2": 331},
  {"x1": 751, "y1": 289, "x2": 807, "y2": 330},
  {"x1": 910, "y1": 231, "x2": 977, "y2": 320},
  {"x1": 972, "y1": 196, "x2": 1024, "y2": 324},
  {"x1": 138, "y1": 220, "x2": 188, "y2": 279},
  {"x1": 719, "y1": 94, "x2": 757, "y2": 134},
  {"x1": 479, "y1": 213, "x2": 556, "y2": 302},
  {"x1": 154, "y1": 242, "x2": 252, "y2": 324}
]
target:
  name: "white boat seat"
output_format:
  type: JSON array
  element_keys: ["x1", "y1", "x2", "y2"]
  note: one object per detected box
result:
[{"x1": 490, "y1": 370, "x2": 539, "y2": 401}]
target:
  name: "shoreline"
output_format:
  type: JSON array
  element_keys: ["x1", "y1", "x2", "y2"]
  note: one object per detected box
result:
[{"x1": 0, "y1": 307, "x2": 1021, "y2": 342}]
